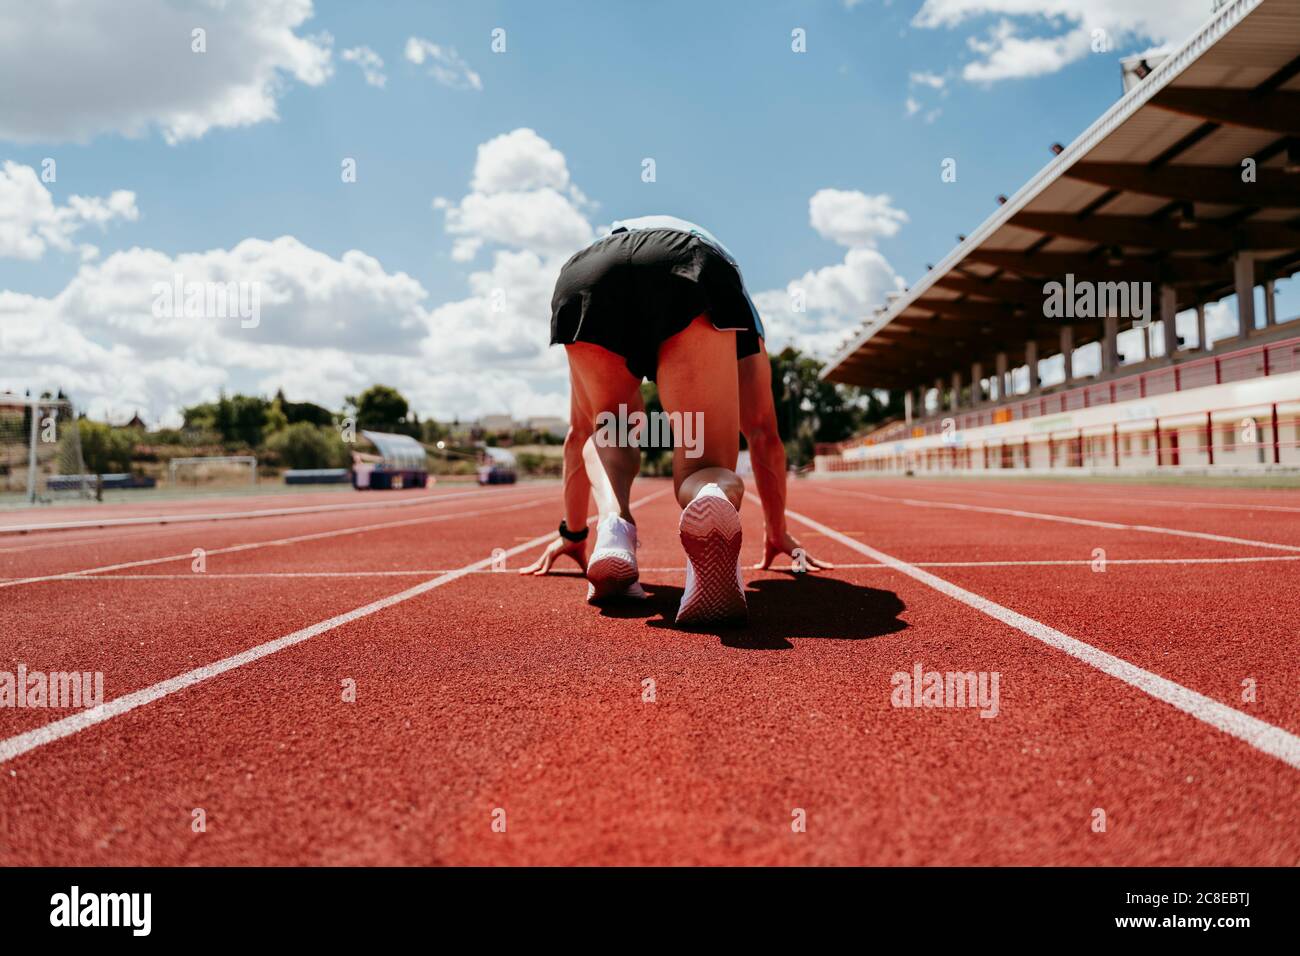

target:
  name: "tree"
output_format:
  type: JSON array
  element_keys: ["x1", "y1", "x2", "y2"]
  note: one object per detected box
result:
[
  {"x1": 765, "y1": 347, "x2": 880, "y2": 466},
  {"x1": 346, "y1": 385, "x2": 412, "y2": 434},
  {"x1": 264, "y1": 422, "x2": 348, "y2": 469},
  {"x1": 181, "y1": 392, "x2": 270, "y2": 447},
  {"x1": 273, "y1": 388, "x2": 334, "y2": 427},
  {"x1": 78, "y1": 420, "x2": 135, "y2": 474}
]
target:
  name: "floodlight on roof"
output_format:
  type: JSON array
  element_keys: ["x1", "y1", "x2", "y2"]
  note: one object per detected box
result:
[
  {"x1": 1285, "y1": 139, "x2": 1300, "y2": 174},
  {"x1": 1173, "y1": 201, "x2": 1197, "y2": 229}
]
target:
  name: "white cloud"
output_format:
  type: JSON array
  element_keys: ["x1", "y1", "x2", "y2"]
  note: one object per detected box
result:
[
  {"x1": 746, "y1": 189, "x2": 911, "y2": 358},
  {"x1": 470, "y1": 128, "x2": 574, "y2": 195},
  {"x1": 2, "y1": 128, "x2": 603, "y2": 424},
  {"x1": 341, "y1": 45, "x2": 386, "y2": 88},
  {"x1": 909, "y1": 70, "x2": 947, "y2": 89},
  {"x1": 963, "y1": 19, "x2": 1090, "y2": 82},
  {"x1": 435, "y1": 128, "x2": 594, "y2": 260},
  {"x1": 0, "y1": 161, "x2": 138, "y2": 260},
  {"x1": 440, "y1": 189, "x2": 593, "y2": 260},
  {"x1": 1, "y1": 233, "x2": 438, "y2": 424},
  {"x1": 0, "y1": 0, "x2": 332, "y2": 144},
  {"x1": 755, "y1": 248, "x2": 907, "y2": 356},
  {"x1": 912, "y1": 0, "x2": 1212, "y2": 84},
  {"x1": 404, "y1": 37, "x2": 482, "y2": 91},
  {"x1": 809, "y1": 189, "x2": 909, "y2": 248},
  {"x1": 905, "y1": 96, "x2": 922, "y2": 116}
]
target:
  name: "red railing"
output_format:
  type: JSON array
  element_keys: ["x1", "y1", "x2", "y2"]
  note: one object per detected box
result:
[
  {"x1": 834, "y1": 333, "x2": 1300, "y2": 452},
  {"x1": 817, "y1": 400, "x2": 1300, "y2": 474}
]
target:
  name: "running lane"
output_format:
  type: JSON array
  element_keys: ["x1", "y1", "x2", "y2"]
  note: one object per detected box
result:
[
  {"x1": 797, "y1": 482, "x2": 1300, "y2": 734},
  {"x1": 2, "y1": 481, "x2": 1295, "y2": 865},
  {"x1": 0, "y1": 484, "x2": 551, "y2": 582},
  {"x1": 0, "y1": 486, "x2": 562, "y2": 739}
]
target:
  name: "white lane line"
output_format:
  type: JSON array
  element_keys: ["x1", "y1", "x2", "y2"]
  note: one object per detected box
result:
[
  {"x1": 0, "y1": 483, "x2": 550, "y2": 535},
  {"x1": 13, "y1": 552, "x2": 1299, "y2": 582},
  {"x1": 776, "y1": 498, "x2": 1300, "y2": 773},
  {"x1": 0, "y1": 488, "x2": 672, "y2": 766},
  {"x1": 0, "y1": 489, "x2": 559, "y2": 590},
  {"x1": 902, "y1": 484, "x2": 1300, "y2": 514},
  {"x1": 0, "y1": 487, "x2": 542, "y2": 557},
  {"x1": 816, "y1": 487, "x2": 1300, "y2": 553}
]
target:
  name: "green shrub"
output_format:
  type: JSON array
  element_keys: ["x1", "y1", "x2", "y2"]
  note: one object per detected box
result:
[
  {"x1": 263, "y1": 422, "x2": 349, "y2": 470},
  {"x1": 77, "y1": 419, "x2": 136, "y2": 474}
]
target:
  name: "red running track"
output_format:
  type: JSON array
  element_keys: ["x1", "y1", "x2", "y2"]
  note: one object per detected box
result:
[{"x1": 0, "y1": 477, "x2": 1297, "y2": 865}]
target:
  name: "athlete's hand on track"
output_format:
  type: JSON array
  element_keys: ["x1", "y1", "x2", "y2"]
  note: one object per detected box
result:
[
  {"x1": 519, "y1": 535, "x2": 588, "y2": 575},
  {"x1": 755, "y1": 528, "x2": 833, "y2": 572}
]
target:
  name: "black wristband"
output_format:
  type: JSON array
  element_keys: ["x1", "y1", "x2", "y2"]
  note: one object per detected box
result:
[{"x1": 558, "y1": 519, "x2": 589, "y2": 542}]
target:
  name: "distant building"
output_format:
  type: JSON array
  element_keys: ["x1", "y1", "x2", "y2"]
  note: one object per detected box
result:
[
  {"x1": 477, "y1": 414, "x2": 516, "y2": 434},
  {"x1": 525, "y1": 416, "x2": 567, "y2": 438},
  {"x1": 124, "y1": 411, "x2": 147, "y2": 430}
]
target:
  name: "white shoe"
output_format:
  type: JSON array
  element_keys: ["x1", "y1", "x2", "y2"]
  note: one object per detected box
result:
[
  {"x1": 676, "y1": 483, "x2": 746, "y2": 625},
  {"x1": 587, "y1": 580, "x2": 648, "y2": 603},
  {"x1": 586, "y1": 514, "x2": 639, "y2": 602}
]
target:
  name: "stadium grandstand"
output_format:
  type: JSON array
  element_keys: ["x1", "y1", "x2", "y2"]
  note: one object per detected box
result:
[{"x1": 817, "y1": 0, "x2": 1300, "y2": 476}]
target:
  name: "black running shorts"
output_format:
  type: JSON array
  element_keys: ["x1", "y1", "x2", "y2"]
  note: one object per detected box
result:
[{"x1": 549, "y1": 227, "x2": 764, "y2": 381}]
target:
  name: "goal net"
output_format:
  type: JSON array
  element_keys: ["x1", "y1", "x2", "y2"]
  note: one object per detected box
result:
[
  {"x1": 167, "y1": 456, "x2": 258, "y2": 489},
  {"x1": 0, "y1": 397, "x2": 94, "y2": 503}
]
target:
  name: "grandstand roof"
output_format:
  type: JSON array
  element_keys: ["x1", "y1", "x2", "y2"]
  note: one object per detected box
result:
[{"x1": 823, "y1": 0, "x2": 1300, "y2": 390}]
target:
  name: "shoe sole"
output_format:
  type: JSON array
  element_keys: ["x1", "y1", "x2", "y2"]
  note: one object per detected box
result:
[
  {"x1": 587, "y1": 549, "x2": 639, "y2": 602},
  {"x1": 676, "y1": 493, "x2": 746, "y2": 625}
]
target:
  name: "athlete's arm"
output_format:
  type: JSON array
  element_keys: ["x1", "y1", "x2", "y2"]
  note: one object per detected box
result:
[
  {"x1": 519, "y1": 383, "x2": 592, "y2": 575},
  {"x1": 738, "y1": 343, "x2": 833, "y2": 572}
]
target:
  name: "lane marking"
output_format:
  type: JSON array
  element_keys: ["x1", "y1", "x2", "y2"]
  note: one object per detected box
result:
[
  {"x1": 899, "y1": 483, "x2": 1300, "y2": 514},
  {"x1": 0, "y1": 483, "x2": 551, "y2": 535},
  {"x1": 774, "y1": 497, "x2": 1300, "y2": 772},
  {"x1": 11, "y1": 552, "x2": 1299, "y2": 582},
  {"x1": 0, "y1": 488, "x2": 672, "y2": 766},
  {"x1": 0, "y1": 489, "x2": 560, "y2": 590},
  {"x1": 815, "y1": 486, "x2": 1300, "y2": 553}
]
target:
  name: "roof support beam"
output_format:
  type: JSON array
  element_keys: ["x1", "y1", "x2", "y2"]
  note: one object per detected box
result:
[
  {"x1": 1009, "y1": 212, "x2": 1300, "y2": 253},
  {"x1": 1150, "y1": 88, "x2": 1300, "y2": 135},
  {"x1": 933, "y1": 275, "x2": 1047, "y2": 304},
  {"x1": 963, "y1": 250, "x2": 1227, "y2": 283},
  {"x1": 1063, "y1": 162, "x2": 1300, "y2": 208}
]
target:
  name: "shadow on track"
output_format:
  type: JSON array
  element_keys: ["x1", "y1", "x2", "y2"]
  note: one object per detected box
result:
[{"x1": 598, "y1": 572, "x2": 908, "y2": 650}]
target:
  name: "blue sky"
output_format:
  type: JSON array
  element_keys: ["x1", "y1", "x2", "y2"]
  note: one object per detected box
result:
[{"x1": 0, "y1": 0, "x2": 1259, "y2": 424}]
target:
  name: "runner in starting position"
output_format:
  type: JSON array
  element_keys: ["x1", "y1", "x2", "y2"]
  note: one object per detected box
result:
[{"x1": 520, "y1": 215, "x2": 831, "y2": 624}]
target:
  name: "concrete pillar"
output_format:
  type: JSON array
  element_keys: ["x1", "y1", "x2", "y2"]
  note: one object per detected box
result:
[
  {"x1": 1196, "y1": 303, "x2": 1208, "y2": 351},
  {"x1": 1160, "y1": 285, "x2": 1178, "y2": 357},
  {"x1": 1234, "y1": 252, "x2": 1255, "y2": 337},
  {"x1": 934, "y1": 377, "x2": 945, "y2": 412},
  {"x1": 1059, "y1": 326, "x2": 1074, "y2": 382},
  {"x1": 951, "y1": 371, "x2": 962, "y2": 411},
  {"x1": 904, "y1": 390, "x2": 913, "y2": 425},
  {"x1": 1103, "y1": 315, "x2": 1119, "y2": 373},
  {"x1": 1025, "y1": 340, "x2": 1039, "y2": 392},
  {"x1": 1264, "y1": 279, "x2": 1276, "y2": 328},
  {"x1": 917, "y1": 386, "x2": 928, "y2": 418},
  {"x1": 971, "y1": 362, "x2": 983, "y2": 405},
  {"x1": 995, "y1": 352, "x2": 1008, "y2": 400}
]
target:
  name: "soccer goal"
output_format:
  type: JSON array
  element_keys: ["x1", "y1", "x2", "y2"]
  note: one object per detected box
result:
[
  {"x1": 167, "y1": 456, "x2": 258, "y2": 489},
  {"x1": 0, "y1": 396, "x2": 94, "y2": 503}
]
